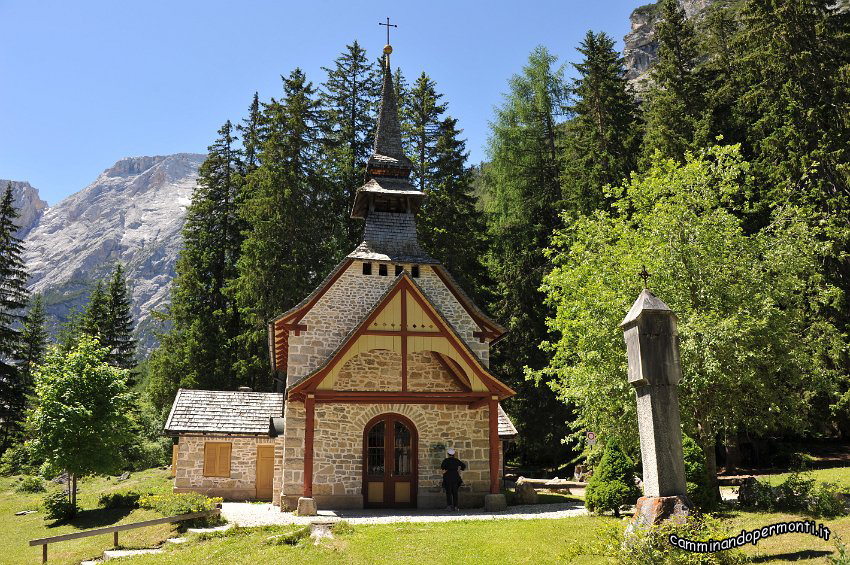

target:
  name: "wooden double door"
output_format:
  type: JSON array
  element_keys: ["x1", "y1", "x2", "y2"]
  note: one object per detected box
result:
[{"x1": 363, "y1": 413, "x2": 418, "y2": 508}]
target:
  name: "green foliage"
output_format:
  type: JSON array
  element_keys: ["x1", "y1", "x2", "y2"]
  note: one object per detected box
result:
[
  {"x1": 19, "y1": 294, "x2": 48, "y2": 396},
  {"x1": 539, "y1": 145, "x2": 843, "y2": 483},
  {"x1": 0, "y1": 442, "x2": 38, "y2": 476},
  {"x1": 15, "y1": 475, "x2": 45, "y2": 493},
  {"x1": 105, "y1": 264, "x2": 137, "y2": 370},
  {"x1": 683, "y1": 434, "x2": 716, "y2": 511},
  {"x1": 42, "y1": 489, "x2": 75, "y2": 521},
  {"x1": 99, "y1": 490, "x2": 141, "y2": 509},
  {"x1": 0, "y1": 183, "x2": 30, "y2": 449},
  {"x1": 829, "y1": 536, "x2": 850, "y2": 565},
  {"x1": 584, "y1": 441, "x2": 640, "y2": 516},
  {"x1": 609, "y1": 513, "x2": 750, "y2": 564},
  {"x1": 26, "y1": 336, "x2": 135, "y2": 511},
  {"x1": 561, "y1": 30, "x2": 640, "y2": 215},
  {"x1": 139, "y1": 492, "x2": 222, "y2": 517},
  {"x1": 738, "y1": 471, "x2": 847, "y2": 518},
  {"x1": 264, "y1": 525, "x2": 311, "y2": 546}
]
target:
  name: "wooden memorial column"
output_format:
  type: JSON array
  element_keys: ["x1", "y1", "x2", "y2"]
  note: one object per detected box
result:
[
  {"x1": 488, "y1": 396, "x2": 500, "y2": 494},
  {"x1": 304, "y1": 393, "x2": 315, "y2": 498}
]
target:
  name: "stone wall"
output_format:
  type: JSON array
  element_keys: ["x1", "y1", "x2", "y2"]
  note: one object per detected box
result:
[
  {"x1": 286, "y1": 262, "x2": 488, "y2": 386},
  {"x1": 280, "y1": 401, "x2": 494, "y2": 510},
  {"x1": 335, "y1": 349, "x2": 402, "y2": 391},
  {"x1": 174, "y1": 435, "x2": 282, "y2": 501},
  {"x1": 407, "y1": 351, "x2": 465, "y2": 392}
]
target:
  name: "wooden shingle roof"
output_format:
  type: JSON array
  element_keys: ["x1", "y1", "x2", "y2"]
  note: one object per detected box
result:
[
  {"x1": 164, "y1": 389, "x2": 284, "y2": 436},
  {"x1": 498, "y1": 404, "x2": 518, "y2": 439}
]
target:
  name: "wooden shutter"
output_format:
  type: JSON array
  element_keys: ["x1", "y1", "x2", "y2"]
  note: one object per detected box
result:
[{"x1": 203, "y1": 442, "x2": 232, "y2": 477}]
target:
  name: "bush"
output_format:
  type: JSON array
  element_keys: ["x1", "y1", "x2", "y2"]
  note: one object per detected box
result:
[
  {"x1": 683, "y1": 434, "x2": 717, "y2": 511},
  {"x1": 738, "y1": 472, "x2": 847, "y2": 517},
  {"x1": 99, "y1": 490, "x2": 141, "y2": 509},
  {"x1": 139, "y1": 492, "x2": 222, "y2": 525},
  {"x1": 125, "y1": 438, "x2": 170, "y2": 471},
  {"x1": 610, "y1": 513, "x2": 750, "y2": 564},
  {"x1": 0, "y1": 443, "x2": 39, "y2": 476},
  {"x1": 16, "y1": 475, "x2": 46, "y2": 493},
  {"x1": 585, "y1": 440, "x2": 641, "y2": 516},
  {"x1": 43, "y1": 490, "x2": 75, "y2": 521}
]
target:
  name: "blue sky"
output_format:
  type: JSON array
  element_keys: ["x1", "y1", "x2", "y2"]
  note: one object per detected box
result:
[{"x1": 1, "y1": 0, "x2": 644, "y2": 205}]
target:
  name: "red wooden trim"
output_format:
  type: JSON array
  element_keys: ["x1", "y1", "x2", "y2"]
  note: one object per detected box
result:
[
  {"x1": 401, "y1": 288, "x2": 408, "y2": 392},
  {"x1": 468, "y1": 397, "x2": 490, "y2": 409},
  {"x1": 315, "y1": 391, "x2": 487, "y2": 404},
  {"x1": 488, "y1": 397, "x2": 500, "y2": 494},
  {"x1": 304, "y1": 394, "x2": 315, "y2": 498},
  {"x1": 362, "y1": 413, "x2": 418, "y2": 508},
  {"x1": 434, "y1": 353, "x2": 472, "y2": 391}
]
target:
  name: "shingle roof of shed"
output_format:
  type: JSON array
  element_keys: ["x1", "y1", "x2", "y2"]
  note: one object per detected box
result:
[
  {"x1": 164, "y1": 389, "x2": 284, "y2": 435},
  {"x1": 498, "y1": 404, "x2": 518, "y2": 439}
]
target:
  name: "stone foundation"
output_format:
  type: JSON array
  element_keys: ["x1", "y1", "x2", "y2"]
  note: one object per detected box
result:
[
  {"x1": 174, "y1": 435, "x2": 282, "y2": 501},
  {"x1": 626, "y1": 495, "x2": 693, "y2": 535}
]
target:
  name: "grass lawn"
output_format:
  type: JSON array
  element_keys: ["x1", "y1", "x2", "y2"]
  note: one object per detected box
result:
[
  {"x1": 758, "y1": 466, "x2": 850, "y2": 490},
  {"x1": 2, "y1": 468, "x2": 177, "y2": 565}
]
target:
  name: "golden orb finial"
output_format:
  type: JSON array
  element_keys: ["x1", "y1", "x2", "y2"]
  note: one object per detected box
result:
[{"x1": 383, "y1": 44, "x2": 393, "y2": 55}]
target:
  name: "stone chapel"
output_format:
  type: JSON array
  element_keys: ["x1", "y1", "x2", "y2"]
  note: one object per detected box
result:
[{"x1": 165, "y1": 42, "x2": 517, "y2": 512}]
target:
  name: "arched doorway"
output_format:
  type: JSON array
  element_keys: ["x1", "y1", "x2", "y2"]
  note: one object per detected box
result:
[{"x1": 362, "y1": 413, "x2": 418, "y2": 508}]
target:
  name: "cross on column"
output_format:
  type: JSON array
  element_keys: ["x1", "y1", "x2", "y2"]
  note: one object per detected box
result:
[
  {"x1": 639, "y1": 265, "x2": 651, "y2": 288},
  {"x1": 379, "y1": 16, "x2": 397, "y2": 45}
]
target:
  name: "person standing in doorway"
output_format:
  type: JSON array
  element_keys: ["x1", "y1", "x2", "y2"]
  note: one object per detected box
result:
[{"x1": 441, "y1": 447, "x2": 466, "y2": 511}]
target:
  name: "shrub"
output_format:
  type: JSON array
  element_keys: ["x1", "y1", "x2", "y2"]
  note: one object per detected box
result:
[
  {"x1": 738, "y1": 472, "x2": 847, "y2": 517},
  {"x1": 264, "y1": 526, "x2": 311, "y2": 546},
  {"x1": 585, "y1": 440, "x2": 641, "y2": 517},
  {"x1": 125, "y1": 438, "x2": 170, "y2": 471},
  {"x1": 828, "y1": 535, "x2": 850, "y2": 565},
  {"x1": 16, "y1": 475, "x2": 46, "y2": 493},
  {"x1": 683, "y1": 434, "x2": 717, "y2": 511},
  {"x1": 99, "y1": 490, "x2": 141, "y2": 509},
  {"x1": 43, "y1": 490, "x2": 75, "y2": 521},
  {"x1": 139, "y1": 492, "x2": 223, "y2": 526},
  {"x1": 0, "y1": 443, "x2": 39, "y2": 476},
  {"x1": 610, "y1": 513, "x2": 750, "y2": 564}
]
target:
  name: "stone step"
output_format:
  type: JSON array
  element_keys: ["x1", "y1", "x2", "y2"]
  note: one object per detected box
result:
[
  {"x1": 186, "y1": 523, "x2": 232, "y2": 534},
  {"x1": 102, "y1": 548, "x2": 163, "y2": 560},
  {"x1": 166, "y1": 537, "x2": 187, "y2": 544}
]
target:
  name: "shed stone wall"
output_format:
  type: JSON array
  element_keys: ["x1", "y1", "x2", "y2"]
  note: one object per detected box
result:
[{"x1": 174, "y1": 435, "x2": 282, "y2": 501}]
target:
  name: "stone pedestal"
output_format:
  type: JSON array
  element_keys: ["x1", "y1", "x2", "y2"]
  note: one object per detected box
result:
[
  {"x1": 626, "y1": 495, "x2": 692, "y2": 535},
  {"x1": 296, "y1": 497, "x2": 317, "y2": 516},
  {"x1": 484, "y1": 493, "x2": 507, "y2": 512}
]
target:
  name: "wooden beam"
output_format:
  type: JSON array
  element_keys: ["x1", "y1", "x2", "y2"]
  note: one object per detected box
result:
[
  {"x1": 304, "y1": 394, "x2": 315, "y2": 498},
  {"x1": 313, "y1": 391, "x2": 487, "y2": 404},
  {"x1": 489, "y1": 396, "x2": 500, "y2": 494},
  {"x1": 363, "y1": 329, "x2": 440, "y2": 337},
  {"x1": 401, "y1": 288, "x2": 408, "y2": 392},
  {"x1": 468, "y1": 397, "x2": 490, "y2": 409},
  {"x1": 434, "y1": 353, "x2": 472, "y2": 391}
]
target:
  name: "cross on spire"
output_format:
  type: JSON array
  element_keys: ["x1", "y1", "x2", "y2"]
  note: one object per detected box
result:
[
  {"x1": 639, "y1": 265, "x2": 651, "y2": 289},
  {"x1": 379, "y1": 17, "x2": 397, "y2": 46}
]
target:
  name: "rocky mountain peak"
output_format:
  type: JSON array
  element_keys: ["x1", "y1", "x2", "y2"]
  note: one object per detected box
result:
[{"x1": 0, "y1": 179, "x2": 48, "y2": 239}]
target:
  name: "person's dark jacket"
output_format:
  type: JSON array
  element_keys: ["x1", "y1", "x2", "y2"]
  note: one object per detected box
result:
[{"x1": 441, "y1": 456, "x2": 466, "y2": 488}]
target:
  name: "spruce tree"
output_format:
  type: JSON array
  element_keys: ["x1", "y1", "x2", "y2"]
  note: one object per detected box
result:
[
  {"x1": 80, "y1": 281, "x2": 109, "y2": 339},
  {"x1": 584, "y1": 441, "x2": 640, "y2": 517},
  {"x1": 643, "y1": 0, "x2": 707, "y2": 162},
  {"x1": 561, "y1": 31, "x2": 641, "y2": 215},
  {"x1": 19, "y1": 294, "x2": 48, "y2": 395},
  {"x1": 417, "y1": 117, "x2": 489, "y2": 301},
  {"x1": 483, "y1": 47, "x2": 573, "y2": 469},
  {"x1": 0, "y1": 183, "x2": 29, "y2": 449},
  {"x1": 406, "y1": 72, "x2": 447, "y2": 191},
  {"x1": 239, "y1": 92, "x2": 263, "y2": 171},
  {"x1": 235, "y1": 69, "x2": 333, "y2": 391},
  {"x1": 105, "y1": 264, "x2": 136, "y2": 370},
  {"x1": 320, "y1": 41, "x2": 379, "y2": 252},
  {"x1": 149, "y1": 120, "x2": 245, "y2": 401}
]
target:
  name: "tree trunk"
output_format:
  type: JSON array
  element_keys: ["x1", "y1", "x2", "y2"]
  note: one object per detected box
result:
[
  {"x1": 698, "y1": 422, "x2": 721, "y2": 504},
  {"x1": 724, "y1": 432, "x2": 741, "y2": 473},
  {"x1": 71, "y1": 474, "x2": 77, "y2": 515}
]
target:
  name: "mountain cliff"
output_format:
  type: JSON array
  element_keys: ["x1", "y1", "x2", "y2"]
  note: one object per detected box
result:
[
  {"x1": 0, "y1": 180, "x2": 48, "y2": 239},
  {"x1": 22, "y1": 153, "x2": 205, "y2": 352}
]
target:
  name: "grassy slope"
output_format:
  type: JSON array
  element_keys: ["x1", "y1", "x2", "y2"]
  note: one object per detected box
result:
[
  {"x1": 2, "y1": 468, "x2": 176, "y2": 565},
  {"x1": 759, "y1": 467, "x2": 850, "y2": 490}
]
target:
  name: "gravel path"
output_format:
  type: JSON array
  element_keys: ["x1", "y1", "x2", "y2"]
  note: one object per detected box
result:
[{"x1": 221, "y1": 501, "x2": 589, "y2": 526}]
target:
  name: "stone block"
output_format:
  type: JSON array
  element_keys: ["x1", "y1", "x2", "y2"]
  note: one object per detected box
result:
[
  {"x1": 484, "y1": 493, "x2": 507, "y2": 512},
  {"x1": 514, "y1": 478, "x2": 539, "y2": 505},
  {"x1": 626, "y1": 495, "x2": 693, "y2": 535},
  {"x1": 297, "y1": 497, "x2": 317, "y2": 516}
]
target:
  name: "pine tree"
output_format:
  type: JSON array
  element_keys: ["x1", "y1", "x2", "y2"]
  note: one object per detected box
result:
[
  {"x1": 19, "y1": 294, "x2": 48, "y2": 395},
  {"x1": 0, "y1": 183, "x2": 29, "y2": 449},
  {"x1": 483, "y1": 47, "x2": 573, "y2": 468},
  {"x1": 105, "y1": 264, "x2": 136, "y2": 370},
  {"x1": 417, "y1": 117, "x2": 489, "y2": 301},
  {"x1": 561, "y1": 31, "x2": 641, "y2": 215},
  {"x1": 80, "y1": 281, "x2": 109, "y2": 339},
  {"x1": 239, "y1": 93, "x2": 263, "y2": 171},
  {"x1": 320, "y1": 42, "x2": 380, "y2": 252},
  {"x1": 149, "y1": 120, "x2": 245, "y2": 401},
  {"x1": 584, "y1": 440, "x2": 640, "y2": 517},
  {"x1": 406, "y1": 72, "x2": 447, "y2": 191},
  {"x1": 643, "y1": 0, "x2": 708, "y2": 162},
  {"x1": 235, "y1": 68, "x2": 333, "y2": 391}
]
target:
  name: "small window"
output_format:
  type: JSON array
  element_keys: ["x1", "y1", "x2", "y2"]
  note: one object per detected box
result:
[
  {"x1": 411, "y1": 265, "x2": 420, "y2": 278},
  {"x1": 203, "y1": 442, "x2": 232, "y2": 477},
  {"x1": 379, "y1": 264, "x2": 388, "y2": 276},
  {"x1": 362, "y1": 262, "x2": 372, "y2": 275},
  {"x1": 395, "y1": 265, "x2": 403, "y2": 277}
]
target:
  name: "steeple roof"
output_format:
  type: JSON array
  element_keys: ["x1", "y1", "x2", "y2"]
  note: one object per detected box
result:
[{"x1": 351, "y1": 52, "x2": 423, "y2": 221}]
